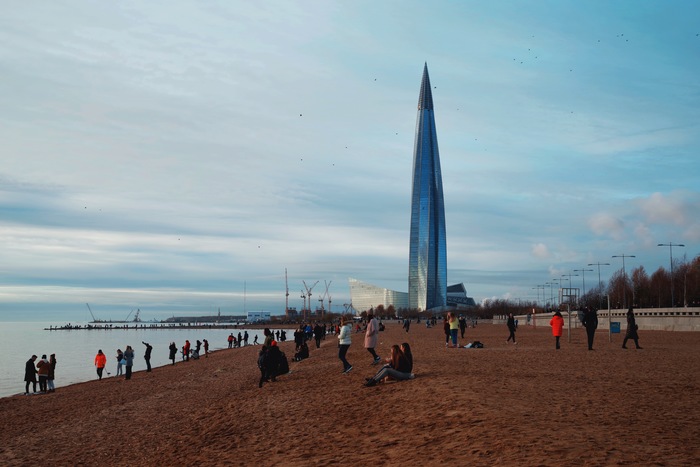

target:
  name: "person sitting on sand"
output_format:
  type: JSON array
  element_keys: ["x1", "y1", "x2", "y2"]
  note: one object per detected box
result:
[
  {"x1": 294, "y1": 342, "x2": 309, "y2": 362},
  {"x1": 364, "y1": 343, "x2": 413, "y2": 387}
]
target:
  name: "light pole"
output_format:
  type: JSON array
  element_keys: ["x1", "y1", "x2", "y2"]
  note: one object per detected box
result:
[
  {"x1": 657, "y1": 242, "x2": 685, "y2": 308},
  {"x1": 544, "y1": 282, "x2": 552, "y2": 310},
  {"x1": 612, "y1": 254, "x2": 635, "y2": 309},
  {"x1": 588, "y1": 262, "x2": 610, "y2": 310},
  {"x1": 573, "y1": 268, "x2": 594, "y2": 296},
  {"x1": 550, "y1": 278, "x2": 561, "y2": 307}
]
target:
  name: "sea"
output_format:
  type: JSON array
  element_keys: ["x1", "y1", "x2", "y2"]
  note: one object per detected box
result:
[{"x1": 0, "y1": 321, "x2": 280, "y2": 398}]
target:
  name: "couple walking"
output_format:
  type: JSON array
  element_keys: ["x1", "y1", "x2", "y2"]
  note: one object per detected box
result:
[{"x1": 337, "y1": 312, "x2": 382, "y2": 373}]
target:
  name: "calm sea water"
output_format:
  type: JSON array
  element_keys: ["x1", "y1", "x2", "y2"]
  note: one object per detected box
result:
[{"x1": 0, "y1": 322, "x2": 281, "y2": 398}]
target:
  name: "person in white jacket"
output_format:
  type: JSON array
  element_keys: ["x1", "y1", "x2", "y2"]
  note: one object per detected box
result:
[{"x1": 337, "y1": 316, "x2": 353, "y2": 373}]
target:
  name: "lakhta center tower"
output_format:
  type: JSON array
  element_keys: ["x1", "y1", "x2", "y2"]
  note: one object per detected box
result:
[{"x1": 408, "y1": 63, "x2": 447, "y2": 311}]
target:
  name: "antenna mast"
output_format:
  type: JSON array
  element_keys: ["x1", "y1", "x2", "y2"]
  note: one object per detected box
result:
[{"x1": 285, "y1": 268, "x2": 289, "y2": 320}]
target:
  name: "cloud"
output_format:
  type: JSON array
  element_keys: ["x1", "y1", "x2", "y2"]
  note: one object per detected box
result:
[
  {"x1": 638, "y1": 192, "x2": 687, "y2": 226},
  {"x1": 588, "y1": 213, "x2": 625, "y2": 240},
  {"x1": 532, "y1": 243, "x2": 550, "y2": 258}
]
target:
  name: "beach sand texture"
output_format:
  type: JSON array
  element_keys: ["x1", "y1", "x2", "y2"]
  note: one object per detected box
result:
[{"x1": 1, "y1": 320, "x2": 698, "y2": 466}]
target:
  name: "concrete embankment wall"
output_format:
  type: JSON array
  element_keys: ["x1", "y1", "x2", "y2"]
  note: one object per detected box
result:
[{"x1": 493, "y1": 307, "x2": 700, "y2": 332}]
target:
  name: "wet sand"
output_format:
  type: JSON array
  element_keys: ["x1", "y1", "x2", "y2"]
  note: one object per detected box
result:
[{"x1": 1, "y1": 320, "x2": 698, "y2": 466}]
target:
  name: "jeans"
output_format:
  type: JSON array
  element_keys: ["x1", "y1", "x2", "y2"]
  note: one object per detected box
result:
[
  {"x1": 367, "y1": 347, "x2": 379, "y2": 359},
  {"x1": 450, "y1": 329, "x2": 458, "y2": 345},
  {"x1": 338, "y1": 344, "x2": 351, "y2": 370},
  {"x1": 117, "y1": 363, "x2": 123, "y2": 376},
  {"x1": 370, "y1": 366, "x2": 412, "y2": 383},
  {"x1": 47, "y1": 379, "x2": 55, "y2": 391}
]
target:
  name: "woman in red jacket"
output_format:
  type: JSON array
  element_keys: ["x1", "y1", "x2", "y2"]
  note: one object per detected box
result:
[
  {"x1": 94, "y1": 350, "x2": 107, "y2": 380},
  {"x1": 550, "y1": 311, "x2": 564, "y2": 350}
]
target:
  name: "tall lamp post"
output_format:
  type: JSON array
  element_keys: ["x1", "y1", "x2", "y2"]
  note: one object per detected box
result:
[
  {"x1": 657, "y1": 242, "x2": 685, "y2": 308},
  {"x1": 561, "y1": 273, "x2": 579, "y2": 306},
  {"x1": 612, "y1": 254, "x2": 635, "y2": 309},
  {"x1": 550, "y1": 278, "x2": 561, "y2": 307},
  {"x1": 573, "y1": 268, "x2": 594, "y2": 296},
  {"x1": 588, "y1": 262, "x2": 610, "y2": 310}
]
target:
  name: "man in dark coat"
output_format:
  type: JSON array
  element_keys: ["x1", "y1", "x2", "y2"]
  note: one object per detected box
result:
[
  {"x1": 143, "y1": 341, "x2": 153, "y2": 372},
  {"x1": 24, "y1": 355, "x2": 38, "y2": 395},
  {"x1": 622, "y1": 307, "x2": 642, "y2": 349},
  {"x1": 581, "y1": 307, "x2": 598, "y2": 350}
]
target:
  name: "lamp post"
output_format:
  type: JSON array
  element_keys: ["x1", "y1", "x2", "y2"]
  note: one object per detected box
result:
[
  {"x1": 657, "y1": 242, "x2": 685, "y2": 308},
  {"x1": 588, "y1": 262, "x2": 610, "y2": 310},
  {"x1": 573, "y1": 268, "x2": 594, "y2": 296},
  {"x1": 550, "y1": 278, "x2": 561, "y2": 307},
  {"x1": 612, "y1": 254, "x2": 635, "y2": 309},
  {"x1": 544, "y1": 282, "x2": 552, "y2": 310}
]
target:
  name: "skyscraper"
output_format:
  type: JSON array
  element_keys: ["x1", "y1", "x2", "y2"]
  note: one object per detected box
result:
[{"x1": 408, "y1": 63, "x2": 447, "y2": 311}]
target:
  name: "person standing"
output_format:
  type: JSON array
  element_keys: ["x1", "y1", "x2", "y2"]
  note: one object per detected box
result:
[
  {"x1": 364, "y1": 312, "x2": 381, "y2": 364},
  {"x1": 184, "y1": 340, "x2": 191, "y2": 361},
  {"x1": 337, "y1": 316, "x2": 353, "y2": 374},
  {"x1": 142, "y1": 341, "x2": 153, "y2": 372},
  {"x1": 47, "y1": 354, "x2": 57, "y2": 393},
  {"x1": 244, "y1": 331, "x2": 249, "y2": 346},
  {"x1": 448, "y1": 312, "x2": 459, "y2": 348},
  {"x1": 313, "y1": 323, "x2": 324, "y2": 349},
  {"x1": 123, "y1": 345, "x2": 134, "y2": 380},
  {"x1": 622, "y1": 307, "x2": 642, "y2": 349},
  {"x1": 459, "y1": 315, "x2": 467, "y2": 339},
  {"x1": 195, "y1": 340, "x2": 202, "y2": 355},
  {"x1": 581, "y1": 307, "x2": 598, "y2": 351},
  {"x1": 237, "y1": 332, "x2": 243, "y2": 348},
  {"x1": 549, "y1": 311, "x2": 564, "y2": 350},
  {"x1": 506, "y1": 313, "x2": 517, "y2": 345},
  {"x1": 203, "y1": 339, "x2": 209, "y2": 358},
  {"x1": 36, "y1": 354, "x2": 50, "y2": 393},
  {"x1": 228, "y1": 333, "x2": 234, "y2": 349},
  {"x1": 116, "y1": 349, "x2": 124, "y2": 376},
  {"x1": 24, "y1": 355, "x2": 38, "y2": 395},
  {"x1": 168, "y1": 342, "x2": 177, "y2": 365},
  {"x1": 94, "y1": 350, "x2": 107, "y2": 380},
  {"x1": 443, "y1": 316, "x2": 450, "y2": 347}
]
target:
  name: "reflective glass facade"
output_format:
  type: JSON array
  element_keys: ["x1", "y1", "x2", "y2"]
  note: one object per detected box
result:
[
  {"x1": 348, "y1": 278, "x2": 409, "y2": 313},
  {"x1": 408, "y1": 64, "x2": 447, "y2": 311}
]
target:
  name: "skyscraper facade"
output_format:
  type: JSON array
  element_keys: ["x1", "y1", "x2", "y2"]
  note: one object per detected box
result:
[{"x1": 408, "y1": 63, "x2": 447, "y2": 311}]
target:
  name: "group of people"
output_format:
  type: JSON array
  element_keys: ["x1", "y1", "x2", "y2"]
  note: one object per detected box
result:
[
  {"x1": 548, "y1": 306, "x2": 643, "y2": 350},
  {"x1": 24, "y1": 354, "x2": 56, "y2": 395}
]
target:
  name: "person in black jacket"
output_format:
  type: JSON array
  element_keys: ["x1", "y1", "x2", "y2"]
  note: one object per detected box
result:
[
  {"x1": 581, "y1": 307, "x2": 598, "y2": 350},
  {"x1": 622, "y1": 307, "x2": 642, "y2": 349},
  {"x1": 143, "y1": 342, "x2": 153, "y2": 372},
  {"x1": 506, "y1": 313, "x2": 517, "y2": 344},
  {"x1": 24, "y1": 355, "x2": 38, "y2": 395},
  {"x1": 168, "y1": 342, "x2": 177, "y2": 365}
]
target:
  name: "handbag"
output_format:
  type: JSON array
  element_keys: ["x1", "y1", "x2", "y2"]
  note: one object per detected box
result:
[{"x1": 119, "y1": 358, "x2": 127, "y2": 365}]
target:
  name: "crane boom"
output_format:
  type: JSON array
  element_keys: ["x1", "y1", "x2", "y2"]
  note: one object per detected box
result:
[{"x1": 86, "y1": 303, "x2": 97, "y2": 322}]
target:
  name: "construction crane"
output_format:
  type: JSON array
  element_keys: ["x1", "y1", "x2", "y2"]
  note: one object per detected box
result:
[
  {"x1": 318, "y1": 280, "x2": 332, "y2": 319},
  {"x1": 300, "y1": 290, "x2": 307, "y2": 319},
  {"x1": 133, "y1": 309, "x2": 141, "y2": 322},
  {"x1": 303, "y1": 280, "x2": 319, "y2": 321},
  {"x1": 86, "y1": 303, "x2": 98, "y2": 322},
  {"x1": 285, "y1": 268, "x2": 290, "y2": 320}
]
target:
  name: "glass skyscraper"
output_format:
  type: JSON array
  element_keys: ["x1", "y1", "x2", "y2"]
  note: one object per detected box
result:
[{"x1": 408, "y1": 63, "x2": 447, "y2": 311}]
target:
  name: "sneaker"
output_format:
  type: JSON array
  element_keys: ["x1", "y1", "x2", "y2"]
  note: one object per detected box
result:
[
  {"x1": 373, "y1": 356, "x2": 381, "y2": 365},
  {"x1": 344, "y1": 365, "x2": 353, "y2": 374},
  {"x1": 408, "y1": 373, "x2": 415, "y2": 379}
]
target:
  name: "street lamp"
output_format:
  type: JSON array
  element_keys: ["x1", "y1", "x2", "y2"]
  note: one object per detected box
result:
[
  {"x1": 588, "y1": 262, "x2": 610, "y2": 310},
  {"x1": 550, "y1": 278, "x2": 561, "y2": 307},
  {"x1": 657, "y1": 242, "x2": 685, "y2": 308},
  {"x1": 612, "y1": 254, "x2": 635, "y2": 309},
  {"x1": 573, "y1": 268, "x2": 594, "y2": 296}
]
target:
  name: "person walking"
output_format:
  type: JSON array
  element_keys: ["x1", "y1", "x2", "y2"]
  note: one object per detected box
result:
[
  {"x1": 622, "y1": 307, "x2": 642, "y2": 349},
  {"x1": 123, "y1": 345, "x2": 134, "y2": 380},
  {"x1": 365, "y1": 312, "x2": 381, "y2": 365},
  {"x1": 581, "y1": 307, "x2": 598, "y2": 351},
  {"x1": 116, "y1": 349, "x2": 124, "y2": 376},
  {"x1": 94, "y1": 350, "x2": 107, "y2": 380},
  {"x1": 337, "y1": 316, "x2": 353, "y2": 374},
  {"x1": 24, "y1": 355, "x2": 38, "y2": 395},
  {"x1": 549, "y1": 311, "x2": 564, "y2": 350},
  {"x1": 169, "y1": 342, "x2": 177, "y2": 365},
  {"x1": 47, "y1": 354, "x2": 57, "y2": 393},
  {"x1": 506, "y1": 313, "x2": 517, "y2": 345},
  {"x1": 143, "y1": 341, "x2": 153, "y2": 372}
]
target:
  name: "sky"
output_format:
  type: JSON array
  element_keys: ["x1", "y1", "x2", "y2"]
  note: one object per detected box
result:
[{"x1": 1, "y1": 1, "x2": 699, "y2": 322}]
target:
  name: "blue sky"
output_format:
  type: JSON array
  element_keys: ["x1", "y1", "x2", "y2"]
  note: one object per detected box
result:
[{"x1": 1, "y1": 1, "x2": 699, "y2": 321}]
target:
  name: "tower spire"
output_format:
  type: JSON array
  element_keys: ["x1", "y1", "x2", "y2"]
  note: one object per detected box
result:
[{"x1": 417, "y1": 62, "x2": 433, "y2": 110}]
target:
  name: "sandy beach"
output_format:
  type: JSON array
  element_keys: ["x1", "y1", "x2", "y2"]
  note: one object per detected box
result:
[{"x1": 1, "y1": 320, "x2": 698, "y2": 466}]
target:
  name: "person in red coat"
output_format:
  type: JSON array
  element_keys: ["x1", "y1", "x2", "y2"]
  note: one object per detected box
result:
[{"x1": 549, "y1": 311, "x2": 564, "y2": 350}]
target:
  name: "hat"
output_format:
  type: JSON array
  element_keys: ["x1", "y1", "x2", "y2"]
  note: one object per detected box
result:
[{"x1": 271, "y1": 340, "x2": 278, "y2": 347}]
